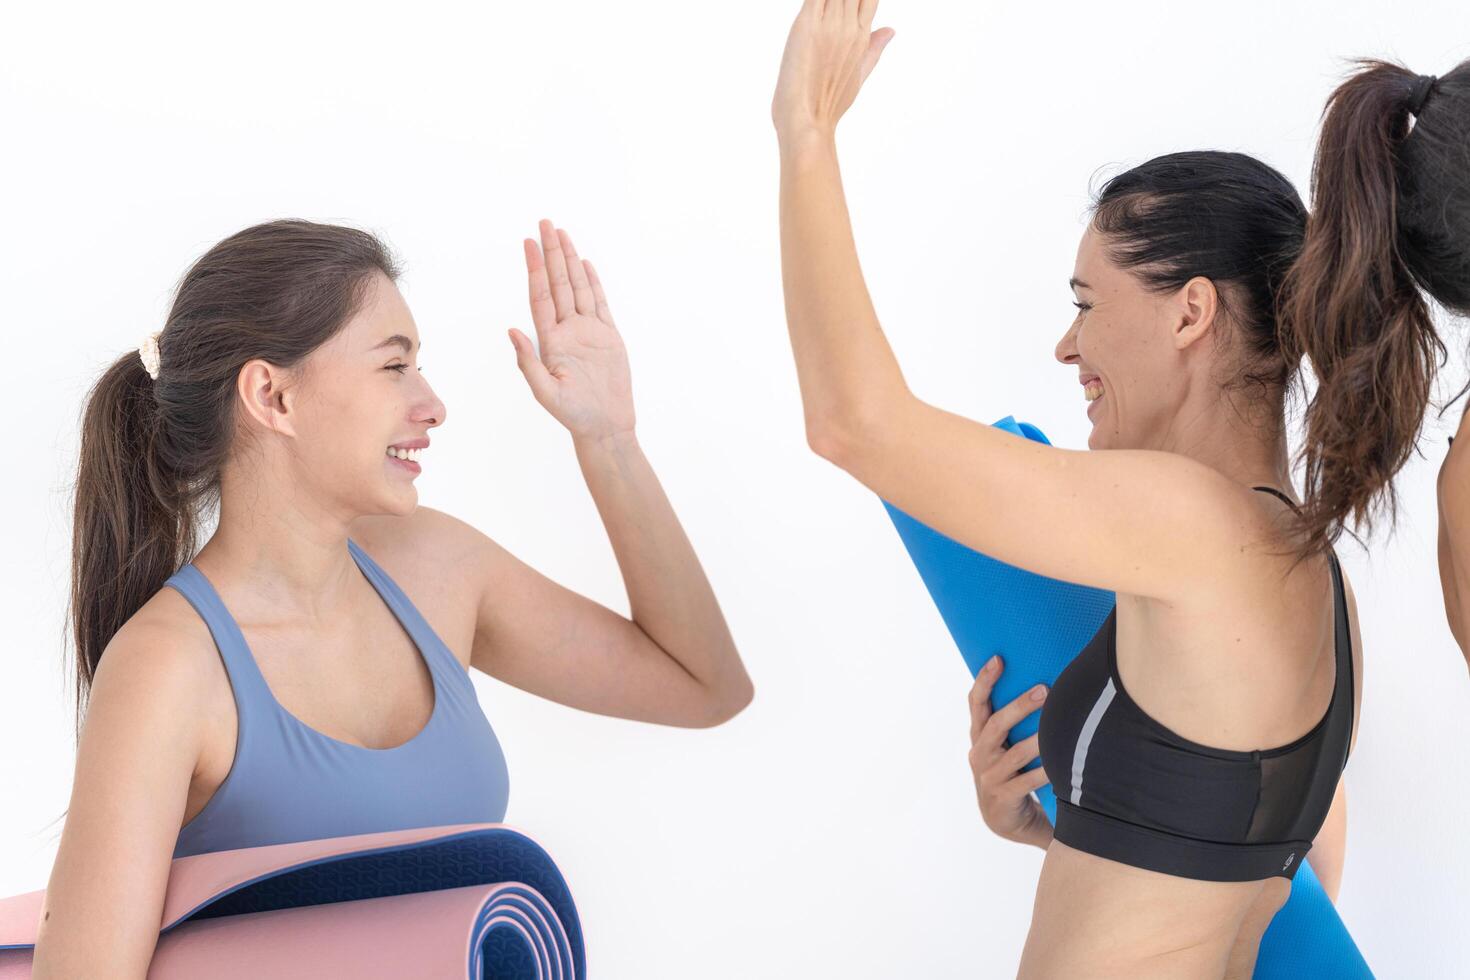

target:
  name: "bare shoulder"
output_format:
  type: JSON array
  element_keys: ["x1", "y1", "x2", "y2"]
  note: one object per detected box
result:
[
  {"x1": 88, "y1": 587, "x2": 222, "y2": 774},
  {"x1": 349, "y1": 504, "x2": 496, "y2": 568},
  {"x1": 98, "y1": 587, "x2": 218, "y2": 708}
]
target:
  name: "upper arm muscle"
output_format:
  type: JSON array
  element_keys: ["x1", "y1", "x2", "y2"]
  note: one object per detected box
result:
[
  {"x1": 32, "y1": 616, "x2": 206, "y2": 978},
  {"x1": 827, "y1": 395, "x2": 1262, "y2": 602},
  {"x1": 413, "y1": 506, "x2": 717, "y2": 727}
]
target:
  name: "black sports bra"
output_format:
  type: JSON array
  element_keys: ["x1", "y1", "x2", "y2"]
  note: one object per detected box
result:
[{"x1": 1035, "y1": 486, "x2": 1355, "y2": 881}]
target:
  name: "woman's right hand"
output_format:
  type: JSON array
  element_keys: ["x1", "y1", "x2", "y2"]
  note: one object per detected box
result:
[{"x1": 967, "y1": 655, "x2": 1054, "y2": 849}]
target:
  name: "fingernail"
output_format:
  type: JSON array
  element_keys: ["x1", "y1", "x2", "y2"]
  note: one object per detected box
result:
[
  {"x1": 985, "y1": 655, "x2": 998, "y2": 672},
  {"x1": 1031, "y1": 686, "x2": 1047, "y2": 701}
]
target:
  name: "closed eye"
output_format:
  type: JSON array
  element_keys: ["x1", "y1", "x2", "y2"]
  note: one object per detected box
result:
[
  {"x1": 1072, "y1": 301, "x2": 1092, "y2": 313},
  {"x1": 386, "y1": 364, "x2": 423, "y2": 374}
]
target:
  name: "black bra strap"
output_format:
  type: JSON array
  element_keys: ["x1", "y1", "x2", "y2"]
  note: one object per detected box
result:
[{"x1": 1251, "y1": 485, "x2": 1299, "y2": 510}]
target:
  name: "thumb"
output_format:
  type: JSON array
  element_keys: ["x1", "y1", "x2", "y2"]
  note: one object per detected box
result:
[
  {"x1": 858, "y1": 27, "x2": 895, "y2": 86},
  {"x1": 508, "y1": 328, "x2": 556, "y2": 405}
]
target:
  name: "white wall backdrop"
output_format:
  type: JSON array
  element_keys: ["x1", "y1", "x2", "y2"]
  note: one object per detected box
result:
[{"x1": 4, "y1": 1, "x2": 1468, "y2": 976}]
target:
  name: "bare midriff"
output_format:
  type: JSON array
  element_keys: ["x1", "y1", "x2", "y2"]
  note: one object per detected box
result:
[{"x1": 1017, "y1": 839, "x2": 1291, "y2": 980}]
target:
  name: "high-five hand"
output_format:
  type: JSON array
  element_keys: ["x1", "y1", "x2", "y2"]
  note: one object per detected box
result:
[
  {"x1": 771, "y1": 0, "x2": 895, "y2": 141},
  {"x1": 510, "y1": 219, "x2": 635, "y2": 441}
]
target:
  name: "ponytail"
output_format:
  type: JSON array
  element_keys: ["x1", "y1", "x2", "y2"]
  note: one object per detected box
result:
[
  {"x1": 66, "y1": 347, "x2": 199, "y2": 744},
  {"x1": 1277, "y1": 57, "x2": 1469, "y2": 558}
]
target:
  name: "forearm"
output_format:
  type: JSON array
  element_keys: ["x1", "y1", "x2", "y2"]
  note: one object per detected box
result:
[
  {"x1": 571, "y1": 430, "x2": 751, "y2": 706},
  {"x1": 778, "y1": 130, "x2": 910, "y2": 448},
  {"x1": 1437, "y1": 499, "x2": 1467, "y2": 654},
  {"x1": 1438, "y1": 440, "x2": 1470, "y2": 666}
]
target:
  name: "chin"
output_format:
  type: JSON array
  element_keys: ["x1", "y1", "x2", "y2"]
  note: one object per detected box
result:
[{"x1": 377, "y1": 486, "x2": 419, "y2": 516}]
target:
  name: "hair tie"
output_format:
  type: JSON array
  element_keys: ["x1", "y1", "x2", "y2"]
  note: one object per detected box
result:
[
  {"x1": 137, "y1": 328, "x2": 163, "y2": 381},
  {"x1": 1407, "y1": 73, "x2": 1438, "y2": 117}
]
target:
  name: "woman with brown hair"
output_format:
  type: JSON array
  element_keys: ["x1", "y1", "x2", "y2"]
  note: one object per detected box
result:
[
  {"x1": 771, "y1": 0, "x2": 1463, "y2": 976},
  {"x1": 31, "y1": 217, "x2": 753, "y2": 976}
]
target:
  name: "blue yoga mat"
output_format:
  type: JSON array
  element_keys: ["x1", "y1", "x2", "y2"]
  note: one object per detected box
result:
[{"x1": 881, "y1": 415, "x2": 1372, "y2": 979}]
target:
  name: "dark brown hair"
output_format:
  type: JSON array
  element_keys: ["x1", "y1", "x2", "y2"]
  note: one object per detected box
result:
[
  {"x1": 1090, "y1": 57, "x2": 1469, "y2": 559},
  {"x1": 66, "y1": 218, "x2": 402, "y2": 742},
  {"x1": 1278, "y1": 58, "x2": 1470, "y2": 557}
]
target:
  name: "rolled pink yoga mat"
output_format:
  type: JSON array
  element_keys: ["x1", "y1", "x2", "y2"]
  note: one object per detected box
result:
[{"x1": 0, "y1": 822, "x2": 583, "y2": 979}]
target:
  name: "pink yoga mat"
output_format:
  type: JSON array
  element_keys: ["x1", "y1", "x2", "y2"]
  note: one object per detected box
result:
[{"x1": 0, "y1": 822, "x2": 583, "y2": 979}]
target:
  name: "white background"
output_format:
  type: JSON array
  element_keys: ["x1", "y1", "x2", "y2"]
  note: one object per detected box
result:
[{"x1": 4, "y1": 1, "x2": 1469, "y2": 976}]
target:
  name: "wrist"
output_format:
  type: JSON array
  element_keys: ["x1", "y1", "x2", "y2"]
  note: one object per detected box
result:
[
  {"x1": 777, "y1": 125, "x2": 837, "y2": 162},
  {"x1": 1010, "y1": 819, "x2": 1054, "y2": 851},
  {"x1": 572, "y1": 428, "x2": 640, "y2": 458}
]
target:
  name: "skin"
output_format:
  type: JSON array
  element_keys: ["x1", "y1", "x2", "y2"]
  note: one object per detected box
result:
[
  {"x1": 1436, "y1": 410, "x2": 1470, "y2": 674},
  {"x1": 31, "y1": 219, "x2": 754, "y2": 978},
  {"x1": 771, "y1": 2, "x2": 1361, "y2": 977}
]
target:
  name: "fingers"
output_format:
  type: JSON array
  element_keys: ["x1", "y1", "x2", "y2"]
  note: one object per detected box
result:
[
  {"x1": 1015, "y1": 765, "x2": 1051, "y2": 794},
  {"x1": 523, "y1": 238, "x2": 557, "y2": 345},
  {"x1": 980, "y1": 682, "x2": 1048, "y2": 754},
  {"x1": 557, "y1": 227, "x2": 597, "y2": 317},
  {"x1": 538, "y1": 219, "x2": 577, "y2": 320},
  {"x1": 508, "y1": 328, "x2": 555, "y2": 405},
  {"x1": 988, "y1": 734, "x2": 1041, "y2": 782},
  {"x1": 584, "y1": 259, "x2": 617, "y2": 330},
  {"x1": 857, "y1": 28, "x2": 894, "y2": 88},
  {"x1": 967, "y1": 655, "x2": 1002, "y2": 744},
  {"x1": 858, "y1": 0, "x2": 879, "y2": 25},
  {"x1": 972, "y1": 732, "x2": 1049, "y2": 800}
]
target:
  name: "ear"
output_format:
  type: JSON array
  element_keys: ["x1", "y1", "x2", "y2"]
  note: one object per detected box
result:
[
  {"x1": 237, "y1": 357, "x2": 298, "y2": 439},
  {"x1": 1172, "y1": 275, "x2": 1220, "y2": 351}
]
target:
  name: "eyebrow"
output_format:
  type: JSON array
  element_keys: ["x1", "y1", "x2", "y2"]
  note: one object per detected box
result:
[
  {"x1": 1069, "y1": 277, "x2": 1092, "y2": 291},
  {"x1": 371, "y1": 334, "x2": 420, "y2": 355}
]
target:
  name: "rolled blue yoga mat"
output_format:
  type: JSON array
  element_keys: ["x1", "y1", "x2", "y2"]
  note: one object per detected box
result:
[{"x1": 881, "y1": 415, "x2": 1372, "y2": 979}]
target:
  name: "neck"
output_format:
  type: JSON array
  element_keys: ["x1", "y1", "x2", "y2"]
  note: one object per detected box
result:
[
  {"x1": 190, "y1": 453, "x2": 370, "y2": 624},
  {"x1": 1154, "y1": 378, "x2": 1293, "y2": 497}
]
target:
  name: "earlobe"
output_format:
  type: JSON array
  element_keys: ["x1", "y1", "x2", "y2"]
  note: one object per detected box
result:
[{"x1": 271, "y1": 385, "x2": 297, "y2": 439}]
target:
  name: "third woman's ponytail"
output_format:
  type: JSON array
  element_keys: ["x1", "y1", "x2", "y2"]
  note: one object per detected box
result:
[{"x1": 1277, "y1": 57, "x2": 1469, "y2": 557}]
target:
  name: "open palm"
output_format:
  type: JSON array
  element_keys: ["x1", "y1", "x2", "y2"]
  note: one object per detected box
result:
[{"x1": 510, "y1": 219, "x2": 635, "y2": 440}]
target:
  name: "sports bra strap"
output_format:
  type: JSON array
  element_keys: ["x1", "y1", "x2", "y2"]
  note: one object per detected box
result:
[{"x1": 1251, "y1": 484, "x2": 1298, "y2": 510}]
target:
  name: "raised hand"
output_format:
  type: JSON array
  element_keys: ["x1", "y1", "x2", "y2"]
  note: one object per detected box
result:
[
  {"x1": 509, "y1": 219, "x2": 635, "y2": 440},
  {"x1": 967, "y1": 655, "x2": 1055, "y2": 850},
  {"x1": 771, "y1": 0, "x2": 896, "y2": 140}
]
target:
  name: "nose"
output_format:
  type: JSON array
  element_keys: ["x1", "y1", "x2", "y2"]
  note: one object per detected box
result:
[
  {"x1": 1055, "y1": 316, "x2": 1081, "y2": 366},
  {"x1": 417, "y1": 376, "x2": 447, "y2": 429}
]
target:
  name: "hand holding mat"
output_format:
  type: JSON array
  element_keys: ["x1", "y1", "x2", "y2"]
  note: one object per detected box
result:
[
  {"x1": 881, "y1": 415, "x2": 1371, "y2": 979},
  {"x1": 0, "y1": 822, "x2": 583, "y2": 979}
]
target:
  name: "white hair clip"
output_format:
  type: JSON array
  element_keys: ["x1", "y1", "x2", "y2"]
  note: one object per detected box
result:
[{"x1": 138, "y1": 328, "x2": 163, "y2": 380}]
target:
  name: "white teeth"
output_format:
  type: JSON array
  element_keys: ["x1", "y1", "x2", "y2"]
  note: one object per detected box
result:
[
  {"x1": 387, "y1": 447, "x2": 423, "y2": 461},
  {"x1": 1083, "y1": 382, "x2": 1104, "y2": 402}
]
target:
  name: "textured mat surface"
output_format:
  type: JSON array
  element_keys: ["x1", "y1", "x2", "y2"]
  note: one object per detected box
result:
[{"x1": 0, "y1": 822, "x2": 583, "y2": 979}]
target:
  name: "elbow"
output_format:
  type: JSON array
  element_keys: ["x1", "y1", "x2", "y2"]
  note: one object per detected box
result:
[
  {"x1": 805, "y1": 409, "x2": 879, "y2": 471},
  {"x1": 804, "y1": 385, "x2": 910, "y2": 471},
  {"x1": 694, "y1": 674, "x2": 755, "y2": 728},
  {"x1": 805, "y1": 417, "x2": 848, "y2": 465}
]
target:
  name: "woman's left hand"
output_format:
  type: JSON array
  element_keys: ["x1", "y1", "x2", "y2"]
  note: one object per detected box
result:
[
  {"x1": 511, "y1": 219, "x2": 635, "y2": 441},
  {"x1": 771, "y1": 0, "x2": 896, "y2": 142}
]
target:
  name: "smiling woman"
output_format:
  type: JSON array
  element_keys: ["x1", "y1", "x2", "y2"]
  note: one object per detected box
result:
[
  {"x1": 32, "y1": 217, "x2": 753, "y2": 978},
  {"x1": 763, "y1": 0, "x2": 1463, "y2": 976}
]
